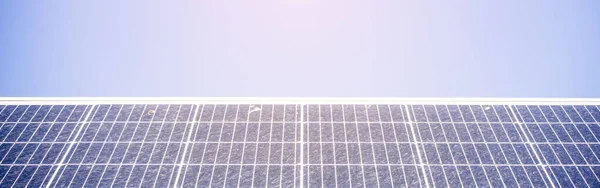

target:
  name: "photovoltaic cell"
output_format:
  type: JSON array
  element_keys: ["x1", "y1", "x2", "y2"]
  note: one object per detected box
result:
[{"x1": 0, "y1": 103, "x2": 599, "y2": 187}]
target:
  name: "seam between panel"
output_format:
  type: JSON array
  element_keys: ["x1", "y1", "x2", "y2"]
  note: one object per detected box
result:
[
  {"x1": 404, "y1": 105, "x2": 432, "y2": 188},
  {"x1": 507, "y1": 105, "x2": 556, "y2": 188},
  {"x1": 44, "y1": 104, "x2": 97, "y2": 188}
]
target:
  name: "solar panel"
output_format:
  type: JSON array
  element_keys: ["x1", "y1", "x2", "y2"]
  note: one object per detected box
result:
[{"x1": 0, "y1": 99, "x2": 599, "y2": 187}]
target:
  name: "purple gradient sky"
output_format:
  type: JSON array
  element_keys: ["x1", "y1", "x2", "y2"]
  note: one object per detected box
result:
[{"x1": 1, "y1": 1, "x2": 599, "y2": 97}]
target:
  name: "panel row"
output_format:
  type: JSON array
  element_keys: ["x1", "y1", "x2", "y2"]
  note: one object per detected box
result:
[
  {"x1": 0, "y1": 105, "x2": 90, "y2": 123},
  {"x1": 515, "y1": 105, "x2": 600, "y2": 123},
  {"x1": 2, "y1": 104, "x2": 599, "y2": 123},
  {"x1": 0, "y1": 164, "x2": 301, "y2": 188},
  {"x1": 0, "y1": 122, "x2": 302, "y2": 143},
  {"x1": 0, "y1": 164, "x2": 182, "y2": 187},
  {"x1": 305, "y1": 122, "x2": 527, "y2": 143}
]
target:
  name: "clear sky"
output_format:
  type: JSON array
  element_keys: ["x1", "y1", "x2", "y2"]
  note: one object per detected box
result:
[{"x1": 1, "y1": 1, "x2": 599, "y2": 97}]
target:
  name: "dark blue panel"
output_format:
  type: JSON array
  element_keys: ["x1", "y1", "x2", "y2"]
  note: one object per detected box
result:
[
  {"x1": 238, "y1": 165, "x2": 254, "y2": 187},
  {"x1": 563, "y1": 106, "x2": 585, "y2": 122},
  {"x1": 483, "y1": 166, "x2": 504, "y2": 187},
  {"x1": 19, "y1": 105, "x2": 41, "y2": 122},
  {"x1": 3, "y1": 123, "x2": 26, "y2": 142},
  {"x1": 54, "y1": 105, "x2": 76, "y2": 122},
  {"x1": 497, "y1": 166, "x2": 521, "y2": 187},
  {"x1": 494, "y1": 105, "x2": 515, "y2": 122},
  {"x1": 470, "y1": 166, "x2": 490, "y2": 187},
  {"x1": 224, "y1": 165, "x2": 241, "y2": 187},
  {"x1": 28, "y1": 165, "x2": 53, "y2": 187},
  {"x1": 68, "y1": 165, "x2": 92, "y2": 188},
  {"x1": 96, "y1": 165, "x2": 119, "y2": 187},
  {"x1": 586, "y1": 106, "x2": 600, "y2": 121},
  {"x1": 6, "y1": 106, "x2": 29, "y2": 122},
  {"x1": 14, "y1": 143, "x2": 37, "y2": 164},
  {"x1": 409, "y1": 105, "x2": 428, "y2": 122},
  {"x1": 252, "y1": 165, "x2": 268, "y2": 187},
  {"x1": 456, "y1": 166, "x2": 476, "y2": 187},
  {"x1": 578, "y1": 166, "x2": 600, "y2": 187},
  {"x1": 126, "y1": 165, "x2": 148, "y2": 187},
  {"x1": 564, "y1": 166, "x2": 589, "y2": 187},
  {"x1": 31, "y1": 106, "x2": 52, "y2": 122},
  {"x1": 110, "y1": 165, "x2": 133, "y2": 187},
  {"x1": 399, "y1": 144, "x2": 417, "y2": 164},
  {"x1": 422, "y1": 144, "x2": 440, "y2": 164},
  {"x1": 388, "y1": 104, "x2": 405, "y2": 122},
  {"x1": 429, "y1": 165, "x2": 448, "y2": 187},
  {"x1": 0, "y1": 166, "x2": 24, "y2": 187}
]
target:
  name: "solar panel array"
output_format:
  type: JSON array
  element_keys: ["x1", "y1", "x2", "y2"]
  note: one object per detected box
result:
[{"x1": 0, "y1": 103, "x2": 599, "y2": 187}]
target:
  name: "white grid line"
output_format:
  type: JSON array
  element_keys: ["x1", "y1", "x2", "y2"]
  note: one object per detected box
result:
[
  {"x1": 509, "y1": 105, "x2": 557, "y2": 188},
  {"x1": 404, "y1": 105, "x2": 431, "y2": 188},
  {"x1": 519, "y1": 105, "x2": 582, "y2": 187},
  {"x1": 174, "y1": 104, "x2": 200, "y2": 187},
  {"x1": 194, "y1": 104, "x2": 217, "y2": 187},
  {"x1": 547, "y1": 106, "x2": 600, "y2": 183},
  {"x1": 44, "y1": 105, "x2": 96, "y2": 188},
  {"x1": 234, "y1": 105, "x2": 252, "y2": 188},
  {"x1": 1, "y1": 104, "x2": 600, "y2": 187},
  {"x1": 387, "y1": 105, "x2": 409, "y2": 186},
  {"x1": 3, "y1": 105, "x2": 50, "y2": 187}
]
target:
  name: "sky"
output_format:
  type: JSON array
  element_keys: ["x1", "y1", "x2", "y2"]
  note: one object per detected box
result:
[{"x1": 1, "y1": 1, "x2": 599, "y2": 97}]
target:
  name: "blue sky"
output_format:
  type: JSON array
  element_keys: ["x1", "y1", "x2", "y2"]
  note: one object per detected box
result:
[{"x1": 1, "y1": 1, "x2": 599, "y2": 97}]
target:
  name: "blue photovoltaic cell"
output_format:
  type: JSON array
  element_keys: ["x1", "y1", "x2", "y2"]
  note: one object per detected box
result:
[{"x1": 0, "y1": 103, "x2": 599, "y2": 187}]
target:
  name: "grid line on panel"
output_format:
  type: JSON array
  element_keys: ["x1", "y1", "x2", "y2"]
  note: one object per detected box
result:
[
  {"x1": 64, "y1": 105, "x2": 125, "y2": 187},
  {"x1": 208, "y1": 104, "x2": 232, "y2": 187},
  {"x1": 4, "y1": 103, "x2": 600, "y2": 188},
  {"x1": 453, "y1": 105, "x2": 495, "y2": 187},
  {"x1": 195, "y1": 104, "x2": 217, "y2": 186},
  {"x1": 517, "y1": 105, "x2": 588, "y2": 187},
  {"x1": 340, "y1": 105, "x2": 354, "y2": 187},
  {"x1": 299, "y1": 104, "x2": 304, "y2": 188},
  {"x1": 374, "y1": 105, "x2": 396, "y2": 187},
  {"x1": 6, "y1": 141, "x2": 600, "y2": 144},
  {"x1": 351, "y1": 105, "x2": 368, "y2": 187},
  {"x1": 79, "y1": 104, "x2": 138, "y2": 187},
  {"x1": 56, "y1": 105, "x2": 122, "y2": 186},
  {"x1": 1, "y1": 105, "x2": 56, "y2": 187},
  {"x1": 103, "y1": 105, "x2": 158, "y2": 187},
  {"x1": 8, "y1": 105, "x2": 55, "y2": 188},
  {"x1": 465, "y1": 105, "x2": 508, "y2": 187},
  {"x1": 404, "y1": 105, "x2": 431, "y2": 188},
  {"x1": 218, "y1": 104, "x2": 240, "y2": 187},
  {"x1": 7, "y1": 121, "x2": 600, "y2": 124},
  {"x1": 4, "y1": 163, "x2": 600, "y2": 167},
  {"x1": 442, "y1": 105, "x2": 482, "y2": 187},
  {"x1": 387, "y1": 105, "x2": 410, "y2": 186},
  {"x1": 109, "y1": 105, "x2": 156, "y2": 187},
  {"x1": 508, "y1": 105, "x2": 557, "y2": 188},
  {"x1": 430, "y1": 105, "x2": 466, "y2": 187},
  {"x1": 415, "y1": 105, "x2": 452, "y2": 187},
  {"x1": 479, "y1": 105, "x2": 532, "y2": 186},
  {"x1": 317, "y1": 105, "x2": 325, "y2": 188},
  {"x1": 148, "y1": 105, "x2": 186, "y2": 187},
  {"x1": 23, "y1": 106, "x2": 71, "y2": 187},
  {"x1": 327, "y1": 105, "x2": 339, "y2": 188},
  {"x1": 264, "y1": 105, "x2": 277, "y2": 188},
  {"x1": 250, "y1": 104, "x2": 267, "y2": 187},
  {"x1": 531, "y1": 105, "x2": 600, "y2": 186},
  {"x1": 43, "y1": 105, "x2": 96, "y2": 188},
  {"x1": 180, "y1": 105, "x2": 208, "y2": 187},
  {"x1": 361, "y1": 105, "x2": 382, "y2": 188},
  {"x1": 110, "y1": 105, "x2": 156, "y2": 187},
  {"x1": 279, "y1": 105, "x2": 290, "y2": 187},
  {"x1": 173, "y1": 104, "x2": 200, "y2": 187},
  {"x1": 233, "y1": 104, "x2": 252, "y2": 188}
]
